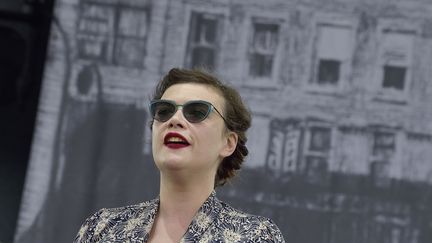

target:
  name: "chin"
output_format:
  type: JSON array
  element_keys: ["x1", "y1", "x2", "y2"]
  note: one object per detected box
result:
[{"x1": 157, "y1": 158, "x2": 188, "y2": 171}]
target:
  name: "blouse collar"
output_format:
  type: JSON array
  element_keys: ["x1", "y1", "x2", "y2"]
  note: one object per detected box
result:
[{"x1": 137, "y1": 190, "x2": 222, "y2": 242}]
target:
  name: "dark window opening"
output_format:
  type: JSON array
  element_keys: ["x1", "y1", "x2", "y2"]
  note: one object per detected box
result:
[
  {"x1": 303, "y1": 126, "x2": 331, "y2": 183},
  {"x1": 248, "y1": 22, "x2": 279, "y2": 78},
  {"x1": 249, "y1": 53, "x2": 273, "y2": 77},
  {"x1": 382, "y1": 65, "x2": 406, "y2": 90},
  {"x1": 317, "y1": 59, "x2": 340, "y2": 85},
  {"x1": 186, "y1": 12, "x2": 220, "y2": 70},
  {"x1": 309, "y1": 127, "x2": 331, "y2": 152},
  {"x1": 253, "y1": 23, "x2": 279, "y2": 50},
  {"x1": 191, "y1": 47, "x2": 215, "y2": 69},
  {"x1": 193, "y1": 15, "x2": 217, "y2": 43}
]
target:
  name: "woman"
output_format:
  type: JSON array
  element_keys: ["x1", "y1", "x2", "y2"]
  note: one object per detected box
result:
[{"x1": 74, "y1": 68, "x2": 285, "y2": 242}]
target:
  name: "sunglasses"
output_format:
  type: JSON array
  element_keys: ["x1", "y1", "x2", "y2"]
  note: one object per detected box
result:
[{"x1": 149, "y1": 99, "x2": 227, "y2": 123}]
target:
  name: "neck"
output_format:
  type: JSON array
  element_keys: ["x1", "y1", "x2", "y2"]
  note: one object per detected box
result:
[
  {"x1": 158, "y1": 171, "x2": 215, "y2": 216},
  {"x1": 147, "y1": 173, "x2": 215, "y2": 242}
]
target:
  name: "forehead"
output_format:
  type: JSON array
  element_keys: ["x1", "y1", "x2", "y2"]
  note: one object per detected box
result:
[{"x1": 161, "y1": 83, "x2": 224, "y2": 107}]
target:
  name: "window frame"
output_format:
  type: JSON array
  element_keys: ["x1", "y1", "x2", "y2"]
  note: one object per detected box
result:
[
  {"x1": 247, "y1": 18, "x2": 282, "y2": 81},
  {"x1": 368, "y1": 128, "x2": 400, "y2": 187},
  {"x1": 306, "y1": 15, "x2": 356, "y2": 94},
  {"x1": 76, "y1": 1, "x2": 150, "y2": 68},
  {"x1": 265, "y1": 119, "x2": 302, "y2": 176},
  {"x1": 301, "y1": 121, "x2": 334, "y2": 183},
  {"x1": 374, "y1": 20, "x2": 418, "y2": 103},
  {"x1": 112, "y1": 6, "x2": 150, "y2": 67},
  {"x1": 242, "y1": 13, "x2": 287, "y2": 89},
  {"x1": 184, "y1": 11, "x2": 224, "y2": 71}
]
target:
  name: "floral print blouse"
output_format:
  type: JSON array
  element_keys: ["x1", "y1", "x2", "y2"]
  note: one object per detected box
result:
[{"x1": 74, "y1": 191, "x2": 286, "y2": 242}]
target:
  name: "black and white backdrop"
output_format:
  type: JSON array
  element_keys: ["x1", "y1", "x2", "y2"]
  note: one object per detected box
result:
[{"x1": 13, "y1": 0, "x2": 432, "y2": 242}]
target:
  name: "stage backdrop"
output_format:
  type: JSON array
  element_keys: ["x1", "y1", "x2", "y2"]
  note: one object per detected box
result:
[{"x1": 14, "y1": 0, "x2": 432, "y2": 242}]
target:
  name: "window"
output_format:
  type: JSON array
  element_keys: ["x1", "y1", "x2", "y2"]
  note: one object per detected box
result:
[
  {"x1": 76, "y1": 2, "x2": 149, "y2": 68},
  {"x1": 373, "y1": 131, "x2": 396, "y2": 158},
  {"x1": 185, "y1": 12, "x2": 221, "y2": 70},
  {"x1": 266, "y1": 119, "x2": 301, "y2": 176},
  {"x1": 318, "y1": 59, "x2": 340, "y2": 85},
  {"x1": 77, "y1": 3, "x2": 114, "y2": 61},
  {"x1": 303, "y1": 126, "x2": 332, "y2": 183},
  {"x1": 309, "y1": 127, "x2": 331, "y2": 152},
  {"x1": 248, "y1": 21, "x2": 280, "y2": 78},
  {"x1": 114, "y1": 8, "x2": 149, "y2": 67},
  {"x1": 312, "y1": 24, "x2": 352, "y2": 88},
  {"x1": 382, "y1": 65, "x2": 406, "y2": 90},
  {"x1": 370, "y1": 131, "x2": 396, "y2": 187},
  {"x1": 378, "y1": 30, "x2": 414, "y2": 96}
]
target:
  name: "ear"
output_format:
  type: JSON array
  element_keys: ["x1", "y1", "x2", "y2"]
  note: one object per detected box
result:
[{"x1": 220, "y1": 132, "x2": 238, "y2": 158}]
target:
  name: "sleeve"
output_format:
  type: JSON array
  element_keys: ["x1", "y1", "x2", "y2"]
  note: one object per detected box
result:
[
  {"x1": 73, "y1": 209, "x2": 105, "y2": 243},
  {"x1": 261, "y1": 218, "x2": 286, "y2": 243}
]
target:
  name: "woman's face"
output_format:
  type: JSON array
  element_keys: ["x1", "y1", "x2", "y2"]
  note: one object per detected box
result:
[{"x1": 151, "y1": 83, "x2": 237, "y2": 179}]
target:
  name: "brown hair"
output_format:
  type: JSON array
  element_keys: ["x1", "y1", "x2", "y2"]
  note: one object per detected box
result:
[{"x1": 151, "y1": 68, "x2": 251, "y2": 187}]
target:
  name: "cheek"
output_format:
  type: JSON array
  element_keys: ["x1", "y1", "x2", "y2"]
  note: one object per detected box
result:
[
  {"x1": 151, "y1": 132, "x2": 158, "y2": 156},
  {"x1": 197, "y1": 127, "x2": 225, "y2": 151},
  {"x1": 151, "y1": 129, "x2": 158, "y2": 141},
  {"x1": 151, "y1": 124, "x2": 163, "y2": 148}
]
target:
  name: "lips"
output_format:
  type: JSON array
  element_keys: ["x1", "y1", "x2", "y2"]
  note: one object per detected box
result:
[{"x1": 164, "y1": 132, "x2": 190, "y2": 149}]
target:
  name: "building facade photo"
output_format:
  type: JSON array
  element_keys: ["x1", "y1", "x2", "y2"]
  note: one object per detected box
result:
[{"x1": 14, "y1": 0, "x2": 432, "y2": 242}]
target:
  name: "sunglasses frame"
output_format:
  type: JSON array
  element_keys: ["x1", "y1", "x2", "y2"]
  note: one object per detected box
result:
[{"x1": 149, "y1": 99, "x2": 227, "y2": 124}]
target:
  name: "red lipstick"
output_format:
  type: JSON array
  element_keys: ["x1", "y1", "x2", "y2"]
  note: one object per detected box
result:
[{"x1": 164, "y1": 132, "x2": 190, "y2": 149}]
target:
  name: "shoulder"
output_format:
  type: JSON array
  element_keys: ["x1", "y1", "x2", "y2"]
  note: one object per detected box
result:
[
  {"x1": 216, "y1": 199, "x2": 286, "y2": 242},
  {"x1": 218, "y1": 199, "x2": 272, "y2": 224},
  {"x1": 74, "y1": 199, "x2": 158, "y2": 243}
]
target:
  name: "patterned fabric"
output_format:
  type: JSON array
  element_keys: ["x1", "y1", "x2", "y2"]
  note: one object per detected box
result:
[{"x1": 74, "y1": 191, "x2": 286, "y2": 242}]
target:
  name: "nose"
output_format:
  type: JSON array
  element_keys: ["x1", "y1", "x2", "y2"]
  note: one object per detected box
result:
[{"x1": 167, "y1": 107, "x2": 186, "y2": 128}]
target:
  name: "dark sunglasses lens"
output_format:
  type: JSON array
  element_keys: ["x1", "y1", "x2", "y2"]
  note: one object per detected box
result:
[
  {"x1": 183, "y1": 102, "x2": 210, "y2": 123},
  {"x1": 151, "y1": 101, "x2": 175, "y2": 122}
]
